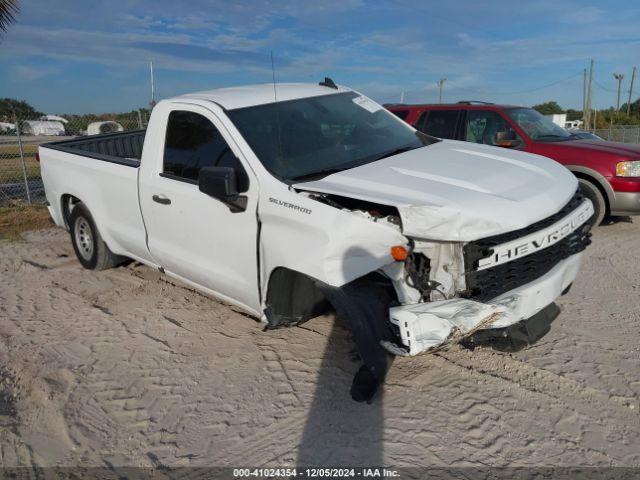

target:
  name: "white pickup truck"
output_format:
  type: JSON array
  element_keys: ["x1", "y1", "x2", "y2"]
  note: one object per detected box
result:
[{"x1": 40, "y1": 80, "x2": 593, "y2": 402}]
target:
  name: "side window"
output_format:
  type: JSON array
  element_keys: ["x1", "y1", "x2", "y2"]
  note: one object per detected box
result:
[
  {"x1": 163, "y1": 111, "x2": 235, "y2": 182},
  {"x1": 418, "y1": 110, "x2": 460, "y2": 139},
  {"x1": 465, "y1": 110, "x2": 522, "y2": 146}
]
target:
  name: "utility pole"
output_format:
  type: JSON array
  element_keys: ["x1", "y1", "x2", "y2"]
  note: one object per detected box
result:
[
  {"x1": 586, "y1": 60, "x2": 594, "y2": 129},
  {"x1": 582, "y1": 68, "x2": 587, "y2": 122},
  {"x1": 627, "y1": 66, "x2": 636, "y2": 117},
  {"x1": 437, "y1": 78, "x2": 446, "y2": 104},
  {"x1": 614, "y1": 73, "x2": 624, "y2": 115},
  {"x1": 149, "y1": 60, "x2": 156, "y2": 108},
  {"x1": 400, "y1": 91, "x2": 405, "y2": 103}
]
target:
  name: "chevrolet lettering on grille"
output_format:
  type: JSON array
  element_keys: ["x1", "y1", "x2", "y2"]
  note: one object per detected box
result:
[{"x1": 477, "y1": 199, "x2": 594, "y2": 271}]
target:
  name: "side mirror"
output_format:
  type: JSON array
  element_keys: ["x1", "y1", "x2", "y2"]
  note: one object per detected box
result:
[
  {"x1": 495, "y1": 131, "x2": 521, "y2": 148},
  {"x1": 198, "y1": 166, "x2": 247, "y2": 212}
]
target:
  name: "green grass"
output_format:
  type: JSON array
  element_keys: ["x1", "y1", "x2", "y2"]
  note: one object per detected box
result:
[
  {"x1": 0, "y1": 144, "x2": 41, "y2": 183},
  {"x1": 0, "y1": 203, "x2": 53, "y2": 241}
]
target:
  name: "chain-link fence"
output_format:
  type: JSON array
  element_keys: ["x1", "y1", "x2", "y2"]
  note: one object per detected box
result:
[
  {"x1": 591, "y1": 125, "x2": 640, "y2": 144},
  {"x1": 0, "y1": 115, "x2": 146, "y2": 205},
  {"x1": 3, "y1": 113, "x2": 640, "y2": 205}
]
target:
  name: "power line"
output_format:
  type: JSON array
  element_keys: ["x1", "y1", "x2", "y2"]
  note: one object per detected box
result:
[
  {"x1": 446, "y1": 72, "x2": 581, "y2": 95},
  {"x1": 593, "y1": 79, "x2": 618, "y2": 93},
  {"x1": 381, "y1": 72, "x2": 583, "y2": 105}
]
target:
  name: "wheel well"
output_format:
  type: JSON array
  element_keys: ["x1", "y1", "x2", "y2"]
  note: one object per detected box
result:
[
  {"x1": 60, "y1": 194, "x2": 83, "y2": 229},
  {"x1": 264, "y1": 267, "x2": 398, "y2": 329},
  {"x1": 264, "y1": 268, "x2": 331, "y2": 328},
  {"x1": 572, "y1": 172, "x2": 610, "y2": 215}
]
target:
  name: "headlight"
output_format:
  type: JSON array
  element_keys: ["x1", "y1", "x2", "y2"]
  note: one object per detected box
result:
[{"x1": 616, "y1": 160, "x2": 640, "y2": 177}]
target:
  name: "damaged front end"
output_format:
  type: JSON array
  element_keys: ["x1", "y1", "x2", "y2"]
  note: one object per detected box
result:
[
  {"x1": 262, "y1": 187, "x2": 593, "y2": 403},
  {"x1": 387, "y1": 190, "x2": 593, "y2": 357}
]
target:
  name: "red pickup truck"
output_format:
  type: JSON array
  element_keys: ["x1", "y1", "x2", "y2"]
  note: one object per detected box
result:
[{"x1": 386, "y1": 101, "x2": 640, "y2": 226}]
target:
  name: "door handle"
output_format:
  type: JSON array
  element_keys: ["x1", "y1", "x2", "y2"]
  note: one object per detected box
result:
[{"x1": 152, "y1": 194, "x2": 171, "y2": 205}]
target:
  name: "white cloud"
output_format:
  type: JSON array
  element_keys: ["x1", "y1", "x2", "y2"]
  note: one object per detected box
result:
[
  {"x1": 3, "y1": 0, "x2": 639, "y2": 111},
  {"x1": 558, "y1": 5, "x2": 604, "y2": 24},
  {"x1": 10, "y1": 65, "x2": 57, "y2": 81},
  {"x1": 1, "y1": 26, "x2": 278, "y2": 73}
]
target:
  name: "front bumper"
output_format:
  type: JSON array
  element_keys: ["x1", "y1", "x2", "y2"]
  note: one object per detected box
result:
[
  {"x1": 388, "y1": 251, "x2": 583, "y2": 356},
  {"x1": 611, "y1": 191, "x2": 640, "y2": 216}
]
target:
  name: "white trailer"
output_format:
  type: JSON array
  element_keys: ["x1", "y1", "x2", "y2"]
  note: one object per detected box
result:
[
  {"x1": 86, "y1": 121, "x2": 124, "y2": 136},
  {"x1": 20, "y1": 120, "x2": 66, "y2": 136}
]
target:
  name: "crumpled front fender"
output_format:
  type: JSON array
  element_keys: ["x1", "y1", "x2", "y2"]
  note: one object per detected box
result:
[{"x1": 259, "y1": 188, "x2": 407, "y2": 295}]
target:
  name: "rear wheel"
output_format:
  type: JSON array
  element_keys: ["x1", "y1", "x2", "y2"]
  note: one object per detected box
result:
[
  {"x1": 578, "y1": 178, "x2": 606, "y2": 227},
  {"x1": 69, "y1": 203, "x2": 125, "y2": 270}
]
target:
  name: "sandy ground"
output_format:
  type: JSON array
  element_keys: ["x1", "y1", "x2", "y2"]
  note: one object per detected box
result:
[{"x1": 0, "y1": 223, "x2": 639, "y2": 469}]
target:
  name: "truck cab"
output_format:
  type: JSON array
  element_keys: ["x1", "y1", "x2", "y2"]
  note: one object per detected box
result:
[{"x1": 386, "y1": 101, "x2": 640, "y2": 226}]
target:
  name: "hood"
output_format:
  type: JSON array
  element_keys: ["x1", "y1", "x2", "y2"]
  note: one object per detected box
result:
[
  {"x1": 294, "y1": 140, "x2": 578, "y2": 242},
  {"x1": 543, "y1": 138, "x2": 640, "y2": 158}
]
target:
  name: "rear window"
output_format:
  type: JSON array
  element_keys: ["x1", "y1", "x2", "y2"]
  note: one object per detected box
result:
[{"x1": 418, "y1": 110, "x2": 460, "y2": 139}]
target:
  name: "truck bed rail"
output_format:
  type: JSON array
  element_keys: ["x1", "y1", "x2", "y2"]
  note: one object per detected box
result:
[{"x1": 43, "y1": 129, "x2": 146, "y2": 167}]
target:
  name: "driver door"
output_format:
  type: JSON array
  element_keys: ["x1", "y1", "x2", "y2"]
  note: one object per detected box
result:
[{"x1": 138, "y1": 104, "x2": 260, "y2": 313}]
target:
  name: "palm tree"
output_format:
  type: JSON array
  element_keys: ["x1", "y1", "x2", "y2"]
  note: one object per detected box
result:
[{"x1": 0, "y1": 0, "x2": 19, "y2": 33}]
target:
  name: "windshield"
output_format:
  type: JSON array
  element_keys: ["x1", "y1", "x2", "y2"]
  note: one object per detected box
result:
[
  {"x1": 227, "y1": 91, "x2": 435, "y2": 181},
  {"x1": 506, "y1": 108, "x2": 573, "y2": 141}
]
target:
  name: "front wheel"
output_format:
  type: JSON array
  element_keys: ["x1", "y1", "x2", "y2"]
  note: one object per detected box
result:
[
  {"x1": 578, "y1": 178, "x2": 606, "y2": 227},
  {"x1": 69, "y1": 203, "x2": 125, "y2": 270}
]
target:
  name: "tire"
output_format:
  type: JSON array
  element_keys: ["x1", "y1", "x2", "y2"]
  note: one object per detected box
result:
[
  {"x1": 69, "y1": 203, "x2": 124, "y2": 270},
  {"x1": 578, "y1": 178, "x2": 606, "y2": 227}
]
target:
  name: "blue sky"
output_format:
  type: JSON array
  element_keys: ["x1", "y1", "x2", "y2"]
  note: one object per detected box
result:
[{"x1": 1, "y1": 0, "x2": 639, "y2": 114}]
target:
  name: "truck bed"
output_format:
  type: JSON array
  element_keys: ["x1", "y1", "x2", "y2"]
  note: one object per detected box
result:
[
  {"x1": 39, "y1": 128, "x2": 151, "y2": 264},
  {"x1": 44, "y1": 129, "x2": 146, "y2": 167}
]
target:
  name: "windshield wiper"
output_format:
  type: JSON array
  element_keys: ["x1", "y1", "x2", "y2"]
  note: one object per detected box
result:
[
  {"x1": 288, "y1": 167, "x2": 346, "y2": 183},
  {"x1": 372, "y1": 144, "x2": 419, "y2": 162},
  {"x1": 288, "y1": 144, "x2": 421, "y2": 183},
  {"x1": 537, "y1": 134, "x2": 571, "y2": 139}
]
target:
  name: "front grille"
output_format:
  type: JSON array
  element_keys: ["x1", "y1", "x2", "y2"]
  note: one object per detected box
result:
[{"x1": 463, "y1": 190, "x2": 591, "y2": 302}]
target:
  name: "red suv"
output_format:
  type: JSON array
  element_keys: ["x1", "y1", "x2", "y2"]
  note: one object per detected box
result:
[{"x1": 386, "y1": 101, "x2": 640, "y2": 226}]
